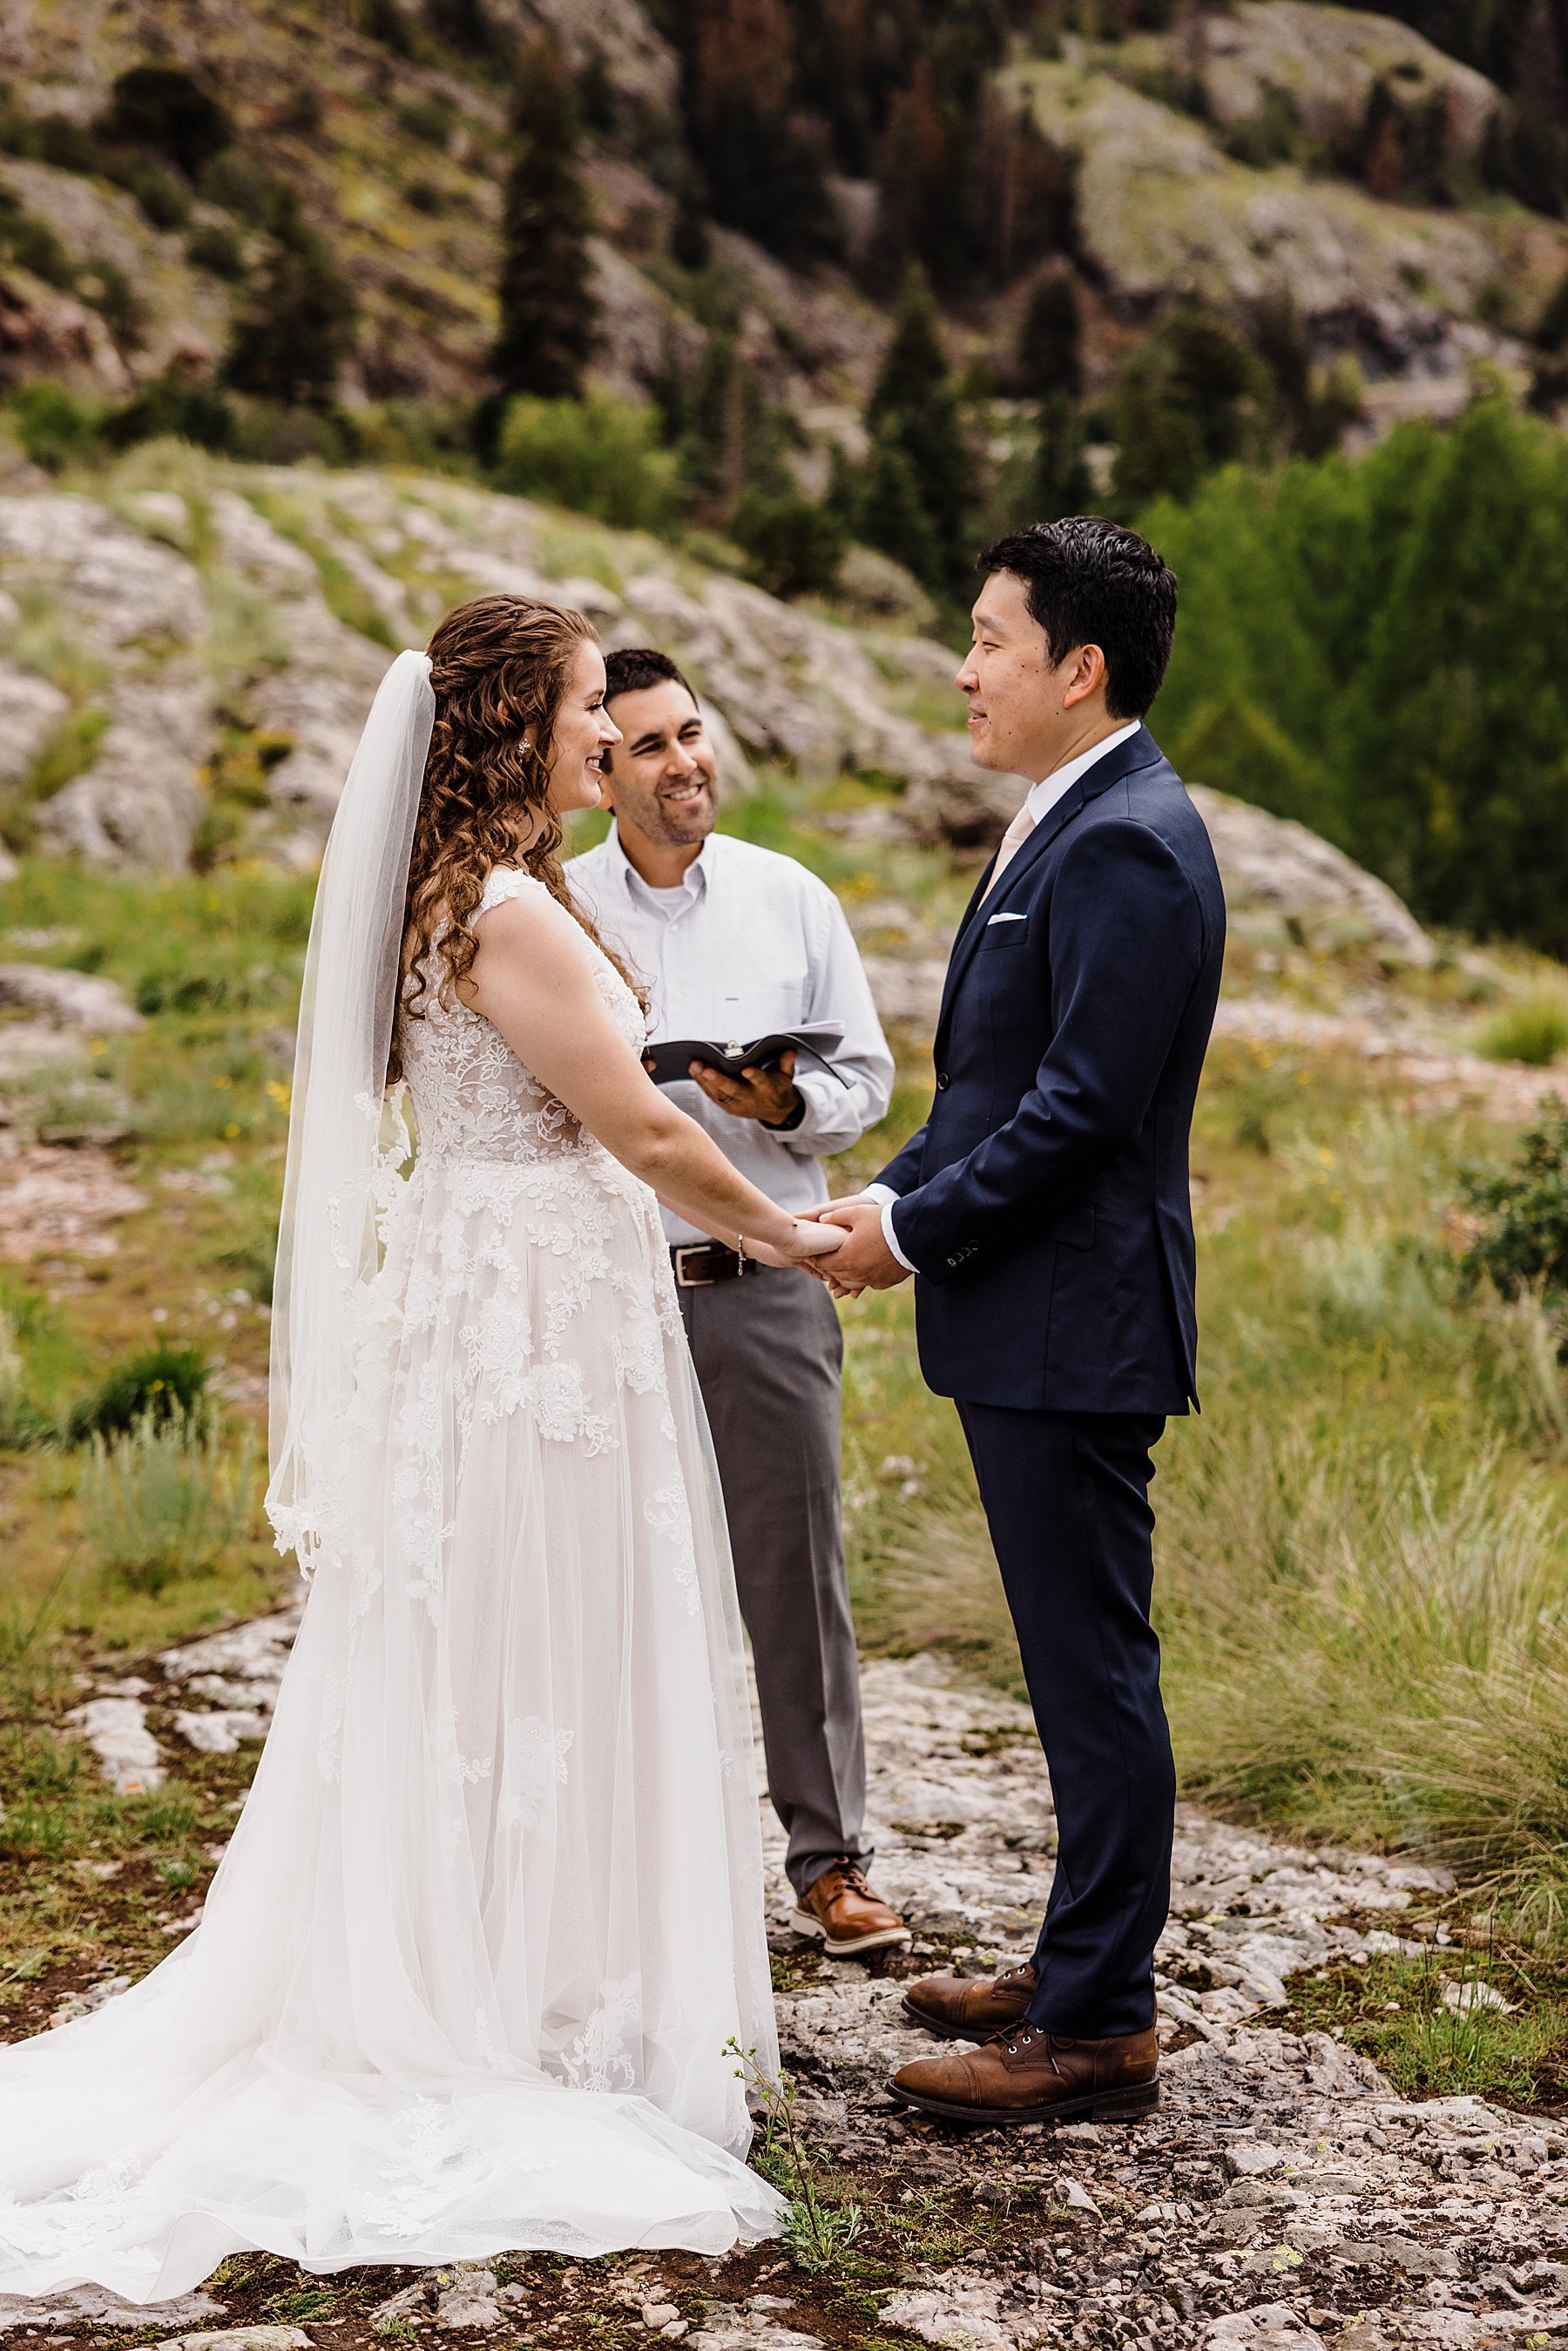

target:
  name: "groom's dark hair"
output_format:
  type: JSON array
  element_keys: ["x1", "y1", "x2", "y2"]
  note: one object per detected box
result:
[
  {"x1": 977, "y1": 517, "x2": 1177, "y2": 720},
  {"x1": 603, "y1": 645, "x2": 699, "y2": 706}
]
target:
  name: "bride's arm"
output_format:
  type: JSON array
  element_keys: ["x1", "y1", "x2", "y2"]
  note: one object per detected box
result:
[{"x1": 465, "y1": 888, "x2": 839, "y2": 1267}]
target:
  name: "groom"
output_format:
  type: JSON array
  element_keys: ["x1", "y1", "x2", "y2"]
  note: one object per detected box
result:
[{"x1": 810, "y1": 516, "x2": 1224, "y2": 2125}]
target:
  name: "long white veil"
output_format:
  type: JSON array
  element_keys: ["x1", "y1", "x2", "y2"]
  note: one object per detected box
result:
[{"x1": 266, "y1": 648, "x2": 436, "y2": 1571}]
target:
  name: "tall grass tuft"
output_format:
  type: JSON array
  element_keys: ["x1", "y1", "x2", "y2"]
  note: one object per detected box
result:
[
  {"x1": 80, "y1": 1407, "x2": 254, "y2": 1595},
  {"x1": 1481, "y1": 991, "x2": 1568, "y2": 1068}
]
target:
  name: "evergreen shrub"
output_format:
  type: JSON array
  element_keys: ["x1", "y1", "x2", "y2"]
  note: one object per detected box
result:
[{"x1": 494, "y1": 394, "x2": 685, "y2": 531}]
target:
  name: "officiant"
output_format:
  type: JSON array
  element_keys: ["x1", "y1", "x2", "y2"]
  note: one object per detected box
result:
[{"x1": 569, "y1": 646, "x2": 907, "y2": 1960}]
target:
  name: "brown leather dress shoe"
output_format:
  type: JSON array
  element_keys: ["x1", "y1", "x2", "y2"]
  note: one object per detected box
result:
[
  {"x1": 890, "y1": 2020, "x2": 1159, "y2": 2126},
  {"x1": 902, "y1": 1959, "x2": 1038, "y2": 2040},
  {"x1": 792, "y1": 1861, "x2": 910, "y2": 1958}
]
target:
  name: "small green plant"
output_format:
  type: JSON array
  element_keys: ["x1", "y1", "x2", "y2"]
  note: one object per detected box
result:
[
  {"x1": 1482, "y1": 990, "x2": 1568, "y2": 1068},
  {"x1": 262, "y1": 2285, "x2": 338, "y2": 2322},
  {"x1": 78, "y1": 1405, "x2": 253, "y2": 1595},
  {"x1": 494, "y1": 394, "x2": 685, "y2": 532},
  {"x1": 727, "y1": 2039, "x2": 863, "y2": 2273},
  {"x1": 1461, "y1": 1109, "x2": 1568, "y2": 1333},
  {"x1": 69, "y1": 1342, "x2": 210, "y2": 1443}
]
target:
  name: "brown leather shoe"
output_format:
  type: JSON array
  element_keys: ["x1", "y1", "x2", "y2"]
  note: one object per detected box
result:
[
  {"x1": 791, "y1": 1861, "x2": 910, "y2": 1958},
  {"x1": 902, "y1": 1959, "x2": 1038, "y2": 2041},
  {"x1": 890, "y1": 2020, "x2": 1159, "y2": 2126}
]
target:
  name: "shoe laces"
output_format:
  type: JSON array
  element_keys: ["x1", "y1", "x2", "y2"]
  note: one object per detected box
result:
[
  {"x1": 829, "y1": 1860, "x2": 874, "y2": 1901},
  {"x1": 993, "y1": 2023, "x2": 1062, "y2": 2074}
]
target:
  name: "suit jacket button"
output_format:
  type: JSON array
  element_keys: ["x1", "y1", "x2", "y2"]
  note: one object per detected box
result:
[{"x1": 936, "y1": 1072, "x2": 950, "y2": 1090}]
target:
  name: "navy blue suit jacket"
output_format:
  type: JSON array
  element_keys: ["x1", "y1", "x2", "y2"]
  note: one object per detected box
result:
[{"x1": 878, "y1": 726, "x2": 1225, "y2": 1415}]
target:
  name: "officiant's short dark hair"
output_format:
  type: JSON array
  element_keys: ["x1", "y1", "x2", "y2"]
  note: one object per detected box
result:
[
  {"x1": 977, "y1": 518, "x2": 1177, "y2": 720},
  {"x1": 604, "y1": 646, "x2": 698, "y2": 706}
]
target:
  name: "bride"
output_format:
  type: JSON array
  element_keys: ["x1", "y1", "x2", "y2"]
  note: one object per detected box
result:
[{"x1": 0, "y1": 594, "x2": 845, "y2": 2300}]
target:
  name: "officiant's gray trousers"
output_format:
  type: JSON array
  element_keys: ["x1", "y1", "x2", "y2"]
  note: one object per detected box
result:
[{"x1": 676, "y1": 1262, "x2": 870, "y2": 1896}]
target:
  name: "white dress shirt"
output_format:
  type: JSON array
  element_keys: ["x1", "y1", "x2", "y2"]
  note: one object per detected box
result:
[
  {"x1": 865, "y1": 722, "x2": 1142, "y2": 1271},
  {"x1": 569, "y1": 825, "x2": 896, "y2": 1246}
]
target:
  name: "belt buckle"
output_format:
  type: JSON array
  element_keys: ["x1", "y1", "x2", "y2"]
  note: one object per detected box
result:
[{"x1": 674, "y1": 1245, "x2": 714, "y2": 1287}]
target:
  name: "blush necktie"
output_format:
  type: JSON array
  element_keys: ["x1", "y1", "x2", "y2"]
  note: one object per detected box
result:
[{"x1": 982, "y1": 803, "x2": 1037, "y2": 902}]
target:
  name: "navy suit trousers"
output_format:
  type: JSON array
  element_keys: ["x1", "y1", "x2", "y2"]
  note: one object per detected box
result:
[{"x1": 956, "y1": 1403, "x2": 1174, "y2": 2039}]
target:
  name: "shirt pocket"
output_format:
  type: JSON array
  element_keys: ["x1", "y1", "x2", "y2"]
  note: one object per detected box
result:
[{"x1": 720, "y1": 981, "x2": 806, "y2": 1045}]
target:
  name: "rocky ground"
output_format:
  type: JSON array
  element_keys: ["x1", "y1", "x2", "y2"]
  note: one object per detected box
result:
[{"x1": 10, "y1": 1618, "x2": 1568, "y2": 2351}]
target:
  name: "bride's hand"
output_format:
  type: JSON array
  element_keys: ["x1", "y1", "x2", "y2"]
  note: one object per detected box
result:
[{"x1": 740, "y1": 1219, "x2": 847, "y2": 1270}]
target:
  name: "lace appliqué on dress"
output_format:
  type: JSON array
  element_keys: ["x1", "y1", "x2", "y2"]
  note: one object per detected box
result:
[{"x1": 497, "y1": 1717, "x2": 573, "y2": 1832}]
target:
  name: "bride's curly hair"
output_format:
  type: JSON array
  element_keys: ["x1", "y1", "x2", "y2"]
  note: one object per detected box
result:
[{"x1": 395, "y1": 593, "x2": 643, "y2": 1068}]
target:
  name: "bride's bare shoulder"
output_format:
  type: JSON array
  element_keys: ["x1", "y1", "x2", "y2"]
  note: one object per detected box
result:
[{"x1": 469, "y1": 869, "x2": 599, "y2": 1002}]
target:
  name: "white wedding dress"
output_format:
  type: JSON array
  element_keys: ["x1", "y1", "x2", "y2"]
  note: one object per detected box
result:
[{"x1": 0, "y1": 866, "x2": 784, "y2": 2303}]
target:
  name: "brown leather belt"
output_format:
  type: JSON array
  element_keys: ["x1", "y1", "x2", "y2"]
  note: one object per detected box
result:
[{"x1": 671, "y1": 1241, "x2": 746, "y2": 1287}]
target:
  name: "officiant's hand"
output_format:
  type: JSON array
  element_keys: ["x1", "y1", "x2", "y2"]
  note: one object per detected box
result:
[
  {"x1": 682, "y1": 1049, "x2": 803, "y2": 1128},
  {"x1": 798, "y1": 1196, "x2": 909, "y2": 1297}
]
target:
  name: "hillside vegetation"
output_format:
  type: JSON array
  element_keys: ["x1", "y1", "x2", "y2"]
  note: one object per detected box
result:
[{"x1": 3, "y1": 0, "x2": 1568, "y2": 615}]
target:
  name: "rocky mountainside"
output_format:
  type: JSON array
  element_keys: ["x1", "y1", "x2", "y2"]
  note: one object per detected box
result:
[
  {"x1": 1, "y1": 0, "x2": 1565, "y2": 466},
  {"x1": 1011, "y1": 4, "x2": 1568, "y2": 405},
  {"x1": 0, "y1": 453, "x2": 995, "y2": 877},
  {"x1": 11, "y1": 448, "x2": 1566, "y2": 1138}
]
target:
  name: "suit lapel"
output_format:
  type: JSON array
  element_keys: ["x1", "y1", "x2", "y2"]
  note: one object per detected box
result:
[{"x1": 932, "y1": 726, "x2": 1161, "y2": 1051}]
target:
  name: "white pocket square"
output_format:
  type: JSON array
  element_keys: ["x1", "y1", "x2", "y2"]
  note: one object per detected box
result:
[{"x1": 986, "y1": 910, "x2": 1027, "y2": 925}]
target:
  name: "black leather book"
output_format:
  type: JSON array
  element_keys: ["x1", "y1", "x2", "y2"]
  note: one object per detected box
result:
[{"x1": 642, "y1": 1022, "x2": 845, "y2": 1086}]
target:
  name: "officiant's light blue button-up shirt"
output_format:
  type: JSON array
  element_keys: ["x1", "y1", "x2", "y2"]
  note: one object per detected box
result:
[{"x1": 568, "y1": 825, "x2": 895, "y2": 1247}]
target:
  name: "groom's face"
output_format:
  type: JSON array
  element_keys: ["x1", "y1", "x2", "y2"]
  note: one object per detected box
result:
[
  {"x1": 956, "y1": 570, "x2": 1099, "y2": 782},
  {"x1": 599, "y1": 680, "x2": 718, "y2": 851}
]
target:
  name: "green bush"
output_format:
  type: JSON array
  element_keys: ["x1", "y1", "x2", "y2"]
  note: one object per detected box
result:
[
  {"x1": 80, "y1": 1406, "x2": 254, "y2": 1595},
  {"x1": 105, "y1": 154, "x2": 193, "y2": 230},
  {"x1": 0, "y1": 186, "x2": 75, "y2": 289},
  {"x1": 8, "y1": 382, "x2": 98, "y2": 473},
  {"x1": 186, "y1": 220, "x2": 246, "y2": 280},
  {"x1": 98, "y1": 66, "x2": 233, "y2": 179},
  {"x1": 68, "y1": 1343, "x2": 209, "y2": 1445},
  {"x1": 494, "y1": 393, "x2": 684, "y2": 530},
  {"x1": 1481, "y1": 991, "x2": 1568, "y2": 1068},
  {"x1": 1461, "y1": 1110, "x2": 1568, "y2": 1323},
  {"x1": 732, "y1": 490, "x2": 846, "y2": 598},
  {"x1": 100, "y1": 371, "x2": 235, "y2": 455}
]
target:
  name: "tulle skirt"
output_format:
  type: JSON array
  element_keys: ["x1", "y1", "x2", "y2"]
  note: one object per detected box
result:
[{"x1": 0, "y1": 1148, "x2": 784, "y2": 2300}]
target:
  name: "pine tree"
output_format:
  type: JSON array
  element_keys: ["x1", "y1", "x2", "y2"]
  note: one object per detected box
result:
[
  {"x1": 1032, "y1": 392, "x2": 1092, "y2": 524},
  {"x1": 1017, "y1": 270, "x2": 1082, "y2": 400},
  {"x1": 491, "y1": 40, "x2": 599, "y2": 415},
  {"x1": 224, "y1": 182, "x2": 357, "y2": 407},
  {"x1": 857, "y1": 431, "x2": 943, "y2": 591},
  {"x1": 863, "y1": 267, "x2": 976, "y2": 591}
]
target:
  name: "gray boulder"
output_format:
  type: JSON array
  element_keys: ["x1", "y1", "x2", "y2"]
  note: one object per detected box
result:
[
  {"x1": 0, "y1": 961, "x2": 143, "y2": 1031},
  {"x1": 1190, "y1": 783, "x2": 1434, "y2": 965},
  {"x1": 37, "y1": 672, "x2": 212, "y2": 871}
]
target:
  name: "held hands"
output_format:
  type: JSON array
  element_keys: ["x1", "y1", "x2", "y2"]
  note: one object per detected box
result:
[
  {"x1": 796, "y1": 1195, "x2": 911, "y2": 1299},
  {"x1": 740, "y1": 1217, "x2": 848, "y2": 1271}
]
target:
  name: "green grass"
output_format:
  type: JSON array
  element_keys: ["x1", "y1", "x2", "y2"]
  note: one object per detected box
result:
[{"x1": 1290, "y1": 1945, "x2": 1568, "y2": 2105}]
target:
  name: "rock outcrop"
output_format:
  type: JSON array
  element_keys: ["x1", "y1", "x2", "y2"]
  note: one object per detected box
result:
[
  {"x1": 0, "y1": 460, "x2": 995, "y2": 869},
  {"x1": 1008, "y1": 37, "x2": 1566, "y2": 382},
  {"x1": 1190, "y1": 783, "x2": 1435, "y2": 966}
]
